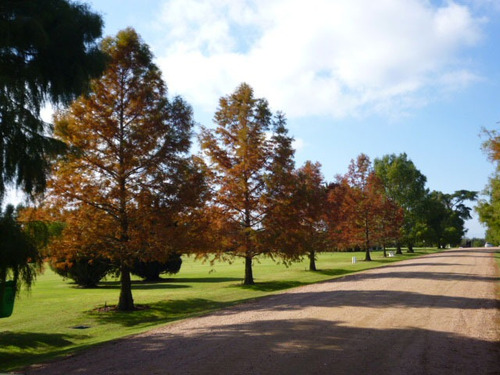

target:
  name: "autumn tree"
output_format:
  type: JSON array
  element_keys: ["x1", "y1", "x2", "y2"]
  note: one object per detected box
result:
[
  {"x1": 200, "y1": 83, "x2": 296, "y2": 285},
  {"x1": 328, "y1": 154, "x2": 401, "y2": 261},
  {"x1": 40, "y1": 28, "x2": 205, "y2": 311},
  {"x1": 291, "y1": 161, "x2": 329, "y2": 271},
  {"x1": 0, "y1": 0, "x2": 106, "y2": 204},
  {"x1": 377, "y1": 191, "x2": 404, "y2": 256}
]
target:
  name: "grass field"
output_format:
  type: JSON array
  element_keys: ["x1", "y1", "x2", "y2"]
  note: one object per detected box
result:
[{"x1": 1, "y1": 249, "x2": 441, "y2": 371}]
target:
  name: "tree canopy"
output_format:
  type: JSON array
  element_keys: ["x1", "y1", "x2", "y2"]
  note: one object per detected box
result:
[
  {"x1": 0, "y1": 0, "x2": 107, "y2": 203},
  {"x1": 477, "y1": 128, "x2": 500, "y2": 244},
  {"x1": 422, "y1": 190, "x2": 477, "y2": 248},
  {"x1": 200, "y1": 83, "x2": 296, "y2": 285},
  {"x1": 291, "y1": 161, "x2": 329, "y2": 271},
  {"x1": 38, "y1": 28, "x2": 204, "y2": 311},
  {"x1": 374, "y1": 153, "x2": 427, "y2": 252},
  {"x1": 0, "y1": 205, "x2": 43, "y2": 299},
  {"x1": 328, "y1": 154, "x2": 403, "y2": 260}
]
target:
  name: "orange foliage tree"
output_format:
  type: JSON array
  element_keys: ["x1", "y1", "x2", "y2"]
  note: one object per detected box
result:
[
  {"x1": 39, "y1": 28, "x2": 207, "y2": 310},
  {"x1": 328, "y1": 154, "x2": 402, "y2": 260},
  {"x1": 200, "y1": 83, "x2": 296, "y2": 285},
  {"x1": 290, "y1": 161, "x2": 330, "y2": 271}
]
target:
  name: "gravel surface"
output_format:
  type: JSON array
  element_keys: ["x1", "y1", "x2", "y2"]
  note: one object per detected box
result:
[{"x1": 25, "y1": 248, "x2": 499, "y2": 375}]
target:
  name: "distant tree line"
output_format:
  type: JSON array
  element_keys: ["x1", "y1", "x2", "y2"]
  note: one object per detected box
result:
[{"x1": 1, "y1": 3, "x2": 478, "y2": 311}]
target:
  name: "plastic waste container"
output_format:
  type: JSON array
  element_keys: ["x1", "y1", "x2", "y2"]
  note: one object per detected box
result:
[{"x1": 0, "y1": 281, "x2": 16, "y2": 318}]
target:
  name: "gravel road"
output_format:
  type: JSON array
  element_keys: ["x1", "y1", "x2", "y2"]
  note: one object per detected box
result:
[{"x1": 26, "y1": 248, "x2": 499, "y2": 375}]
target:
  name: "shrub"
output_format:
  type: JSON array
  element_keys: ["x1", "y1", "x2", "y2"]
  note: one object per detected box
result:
[
  {"x1": 50, "y1": 256, "x2": 111, "y2": 287},
  {"x1": 131, "y1": 253, "x2": 182, "y2": 281}
]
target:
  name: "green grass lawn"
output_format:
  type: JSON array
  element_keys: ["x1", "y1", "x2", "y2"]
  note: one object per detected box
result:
[{"x1": 1, "y1": 249, "x2": 440, "y2": 372}]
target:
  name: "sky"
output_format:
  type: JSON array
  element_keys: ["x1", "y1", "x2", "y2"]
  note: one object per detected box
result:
[{"x1": 11, "y1": 0, "x2": 500, "y2": 238}]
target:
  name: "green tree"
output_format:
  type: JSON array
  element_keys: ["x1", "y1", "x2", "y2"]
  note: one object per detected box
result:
[
  {"x1": 374, "y1": 153, "x2": 428, "y2": 253},
  {"x1": 0, "y1": 205, "x2": 43, "y2": 304},
  {"x1": 200, "y1": 83, "x2": 296, "y2": 285},
  {"x1": 423, "y1": 190, "x2": 477, "y2": 248},
  {"x1": 0, "y1": 0, "x2": 107, "y2": 203},
  {"x1": 477, "y1": 175, "x2": 500, "y2": 244},
  {"x1": 476, "y1": 128, "x2": 500, "y2": 244},
  {"x1": 41, "y1": 29, "x2": 203, "y2": 311}
]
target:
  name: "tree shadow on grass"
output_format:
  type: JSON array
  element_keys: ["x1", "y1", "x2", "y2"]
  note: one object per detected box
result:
[
  {"x1": 234, "y1": 280, "x2": 308, "y2": 292},
  {"x1": 315, "y1": 268, "x2": 353, "y2": 277},
  {"x1": 0, "y1": 331, "x2": 80, "y2": 350},
  {"x1": 0, "y1": 332, "x2": 84, "y2": 372},
  {"x1": 165, "y1": 277, "x2": 242, "y2": 283},
  {"x1": 88, "y1": 298, "x2": 234, "y2": 328},
  {"x1": 96, "y1": 281, "x2": 191, "y2": 290}
]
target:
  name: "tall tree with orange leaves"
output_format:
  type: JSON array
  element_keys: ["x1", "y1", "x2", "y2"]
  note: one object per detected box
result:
[
  {"x1": 328, "y1": 154, "x2": 401, "y2": 260},
  {"x1": 200, "y1": 83, "x2": 296, "y2": 285},
  {"x1": 291, "y1": 161, "x2": 329, "y2": 271},
  {"x1": 41, "y1": 28, "x2": 206, "y2": 311}
]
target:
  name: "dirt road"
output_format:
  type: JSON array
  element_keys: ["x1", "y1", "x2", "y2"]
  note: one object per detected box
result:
[{"x1": 26, "y1": 248, "x2": 499, "y2": 375}]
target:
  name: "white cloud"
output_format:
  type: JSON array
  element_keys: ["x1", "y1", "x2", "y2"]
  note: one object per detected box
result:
[{"x1": 154, "y1": 0, "x2": 484, "y2": 119}]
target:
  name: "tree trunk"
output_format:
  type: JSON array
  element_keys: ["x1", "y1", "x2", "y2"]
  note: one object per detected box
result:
[
  {"x1": 118, "y1": 263, "x2": 134, "y2": 311},
  {"x1": 407, "y1": 244, "x2": 414, "y2": 253},
  {"x1": 364, "y1": 247, "x2": 372, "y2": 261},
  {"x1": 396, "y1": 243, "x2": 403, "y2": 255},
  {"x1": 383, "y1": 245, "x2": 387, "y2": 258},
  {"x1": 243, "y1": 255, "x2": 254, "y2": 285},
  {"x1": 309, "y1": 250, "x2": 317, "y2": 271},
  {"x1": 364, "y1": 219, "x2": 371, "y2": 261}
]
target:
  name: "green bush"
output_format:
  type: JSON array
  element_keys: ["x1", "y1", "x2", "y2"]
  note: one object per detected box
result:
[
  {"x1": 131, "y1": 253, "x2": 182, "y2": 281},
  {"x1": 50, "y1": 256, "x2": 111, "y2": 287}
]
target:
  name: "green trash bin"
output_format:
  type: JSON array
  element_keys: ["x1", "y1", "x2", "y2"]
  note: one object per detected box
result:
[{"x1": 0, "y1": 281, "x2": 16, "y2": 318}]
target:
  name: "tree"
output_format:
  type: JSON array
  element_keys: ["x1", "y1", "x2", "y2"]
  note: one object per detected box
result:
[
  {"x1": 477, "y1": 175, "x2": 500, "y2": 244},
  {"x1": 40, "y1": 28, "x2": 204, "y2": 311},
  {"x1": 477, "y1": 128, "x2": 500, "y2": 244},
  {"x1": 0, "y1": 205, "x2": 43, "y2": 304},
  {"x1": 291, "y1": 161, "x2": 329, "y2": 270},
  {"x1": 374, "y1": 153, "x2": 427, "y2": 253},
  {"x1": 423, "y1": 190, "x2": 477, "y2": 248},
  {"x1": 328, "y1": 154, "x2": 401, "y2": 260},
  {"x1": 200, "y1": 83, "x2": 296, "y2": 285},
  {"x1": 0, "y1": 0, "x2": 107, "y2": 204},
  {"x1": 378, "y1": 192, "x2": 404, "y2": 256}
]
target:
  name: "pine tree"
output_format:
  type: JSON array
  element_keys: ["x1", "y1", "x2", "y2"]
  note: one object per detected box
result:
[{"x1": 0, "y1": 0, "x2": 106, "y2": 203}]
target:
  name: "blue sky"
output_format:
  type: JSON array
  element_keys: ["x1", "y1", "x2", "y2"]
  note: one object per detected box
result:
[{"x1": 27, "y1": 0, "x2": 500, "y2": 237}]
